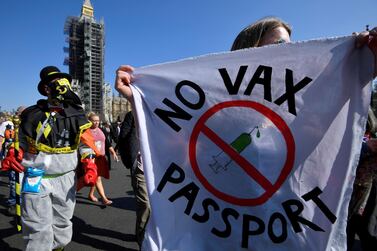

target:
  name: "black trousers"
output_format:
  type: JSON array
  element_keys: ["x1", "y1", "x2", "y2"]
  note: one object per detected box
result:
[{"x1": 347, "y1": 181, "x2": 377, "y2": 251}]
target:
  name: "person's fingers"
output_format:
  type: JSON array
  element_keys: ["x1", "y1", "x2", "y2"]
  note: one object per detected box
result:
[
  {"x1": 115, "y1": 67, "x2": 134, "y2": 87},
  {"x1": 115, "y1": 65, "x2": 135, "y2": 99},
  {"x1": 1, "y1": 159, "x2": 11, "y2": 171},
  {"x1": 355, "y1": 31, "x2": 369, "y2": 48},
  {"x1": 12, "y1": 161, "x2": 24, "y2": 173},
  {"x1": 118, "y1": 65, "x2": 134, "y2": 72},
  {"x1": 119, "y1": 71, "x2": 133, "y2": 84},
  {"x1": 8, "y1": 148, "x2": 15, "y2": 157},
  {"x1": 16, "y1": 148, "x2": 24, "y2": 162}
]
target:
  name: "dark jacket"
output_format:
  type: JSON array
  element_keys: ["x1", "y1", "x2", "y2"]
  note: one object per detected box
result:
[
  {"x1": 19, "y1": 99, "x2": 89, "y2": 152},
  {"x1": 116, "y1": 111, "x2": 139, "y2": 170},
  {"x1": 100, "y1": 127, "x2": 113, "y2": 153}
]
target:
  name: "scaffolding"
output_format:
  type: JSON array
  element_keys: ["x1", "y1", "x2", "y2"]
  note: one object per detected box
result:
[{"x1": 63, "y1": 1, "x2": 105, "y2": 117}]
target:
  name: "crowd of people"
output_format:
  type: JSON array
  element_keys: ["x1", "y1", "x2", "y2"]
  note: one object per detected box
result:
[
  {"x1": 0, "y1": 64, "x2": 147, "y2": 250},
  {"x1": 0, "y1": 16, "x2": 377, "y2": 250}
]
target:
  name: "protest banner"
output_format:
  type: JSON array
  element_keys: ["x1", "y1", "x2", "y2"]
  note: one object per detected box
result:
[{"x1": 131, "y1": 36, "x2": 374, "y2": 250}]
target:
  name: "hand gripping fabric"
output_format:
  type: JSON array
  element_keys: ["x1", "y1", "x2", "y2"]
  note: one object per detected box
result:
[
  {"x1": 81, "y1": 158, "x2": 98, "y2": 186},
  {"x1": 2, "y1": 148, "x2": 24, "y2": 173}
]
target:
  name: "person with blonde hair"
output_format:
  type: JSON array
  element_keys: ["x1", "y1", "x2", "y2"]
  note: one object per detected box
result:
[{"x1": 86, "y1": 112, "x2": 118, "y2": 205}]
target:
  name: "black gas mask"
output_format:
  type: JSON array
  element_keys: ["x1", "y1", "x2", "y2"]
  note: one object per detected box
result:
[{"x1": 47, "y1": 78, "x2": 81, "y2": 105}]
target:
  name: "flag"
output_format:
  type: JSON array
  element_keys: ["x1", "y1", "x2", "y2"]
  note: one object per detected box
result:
[{"x1": 131, "y1": 36, "x2": 374, "y2": 251}]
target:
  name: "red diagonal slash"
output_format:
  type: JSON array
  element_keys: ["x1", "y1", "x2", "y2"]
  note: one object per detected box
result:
[{"x1": 202, "y1": 125, "x2": 273, "y2": 191}]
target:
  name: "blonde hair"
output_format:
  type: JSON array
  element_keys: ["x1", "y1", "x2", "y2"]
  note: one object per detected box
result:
[
  {"x1": 231, "y1": 17, "x2": 291, "y2": 51},
  {"x1": 87, "y1": 111, "x2": 98, "y2": 121}
]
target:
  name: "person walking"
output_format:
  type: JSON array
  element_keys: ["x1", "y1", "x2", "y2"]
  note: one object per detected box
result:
[
  {"x1": 117, "y1": 110, "x2": 150, "y2": 249},
  {"x1": 101, "y1": 121, "x2": 115, "y2": 170},
  {"x1": 0, "y1": 114, "x2": 16, "y2": 214},
  {"x1": 1, "y1": 66, "x2": 98, "y2": 251},
  {"x1": 347, "y1": 107, "x2": 377, "y2": 251},
  {"x1": 86, "y1": 112, "x2": 118, "y2": 205}
]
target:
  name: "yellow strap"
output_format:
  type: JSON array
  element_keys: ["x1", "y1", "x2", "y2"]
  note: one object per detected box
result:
[
  {"x1": 43, "y1": 171, "x2": 71, "y2": 179},
  {"x1": 36, "y1": 112, "x2": 52, "y2": 140},
  {"x1": 81, "y1": 152, "x2": 95, "y2": 160},
  {"x1": 37, "y1": 143, "x2": 76, "y2": 154},
  {"x1": 26, "y1": 122, "x2": 92, "y2": 154}
]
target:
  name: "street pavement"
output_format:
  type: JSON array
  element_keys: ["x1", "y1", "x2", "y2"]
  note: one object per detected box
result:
[{"x1": 0, "y1": 160, "x2": 139, "y2": 251}]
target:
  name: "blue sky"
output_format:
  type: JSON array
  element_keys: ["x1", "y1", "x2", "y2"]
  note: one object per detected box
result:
[{"x1": 0, "y1": 0, "x2": 376, "y2": 111}]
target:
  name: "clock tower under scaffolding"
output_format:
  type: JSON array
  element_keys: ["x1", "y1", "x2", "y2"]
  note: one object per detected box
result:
[{"x1": 64, "y1": 0, "x2": 105, "y2": 116}]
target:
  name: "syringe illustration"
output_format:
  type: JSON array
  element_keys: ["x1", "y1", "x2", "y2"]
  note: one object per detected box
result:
[{"x1": 209, "y1": 126, "x2": 261, "y2": 173}]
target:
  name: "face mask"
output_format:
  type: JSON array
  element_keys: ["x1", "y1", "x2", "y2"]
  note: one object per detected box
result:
[
  {"x1": 48, "y1": 78, "x2": 71, "y2": 101},
  {"x1": 48, "y1": 78, "x2": 81, "y2": 105}
]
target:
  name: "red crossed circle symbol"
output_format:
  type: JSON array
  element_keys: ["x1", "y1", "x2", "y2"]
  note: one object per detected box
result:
[{"x1": 189, "y1": 100, "x2": 295, "y2": 206}]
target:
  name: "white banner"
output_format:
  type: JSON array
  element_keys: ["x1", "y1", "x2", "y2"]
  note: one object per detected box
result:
[{"x1": 131, "y1": 36, "x2": 374, "y2": 251}]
